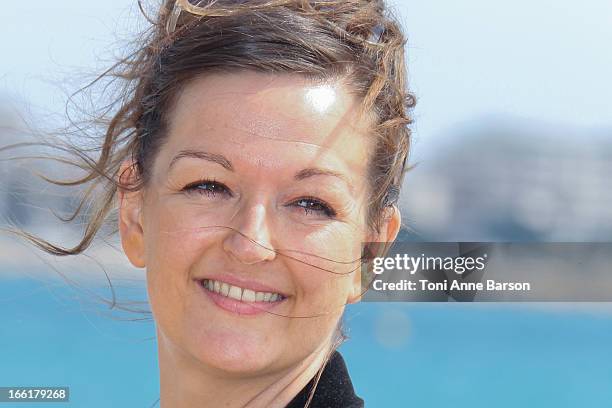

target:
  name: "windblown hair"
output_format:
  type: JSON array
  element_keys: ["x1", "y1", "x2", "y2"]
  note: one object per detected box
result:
[
  {"x1": 8, "y1": 0, "x2": 415, "y2": 258},
  {"x1": 3, "y1": 2, "x2": 415, "y2": 406}
]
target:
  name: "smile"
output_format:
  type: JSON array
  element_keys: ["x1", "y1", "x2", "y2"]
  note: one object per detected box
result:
[
  {"x1": 201, "y1": 279, "x2": 286, "y2": 303},
  {"x1": 197, "y1": 278, "x2": 287, "y2": 315}
]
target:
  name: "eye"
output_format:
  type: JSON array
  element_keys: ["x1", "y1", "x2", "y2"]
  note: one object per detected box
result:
[
  {"x1": 181, "y1": 179, "x2": 232, "y2": 198},
  {"x1": 292, "y1": 197, "x2": 336, "y2": 218}
]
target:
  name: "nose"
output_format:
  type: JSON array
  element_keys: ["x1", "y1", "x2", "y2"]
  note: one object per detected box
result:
[{"x1": 222, "y1": 201, "x2": 276, "y2": 265}]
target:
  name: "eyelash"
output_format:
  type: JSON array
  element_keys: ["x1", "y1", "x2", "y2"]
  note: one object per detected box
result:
[
  {"x1": 181, "y1": 179, "x2": 232, "y2": 198},
  {"x1": 181, "y1": 180, "x2": 337, "y2": 218},
  {"x1": 293, "y1": 196, "x2": 337, "y2": 218}
]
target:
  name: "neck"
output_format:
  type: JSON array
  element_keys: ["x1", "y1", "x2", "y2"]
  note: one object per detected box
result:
[{"x1": 157, "y1": 329, "x2": 335, "y2": 408}]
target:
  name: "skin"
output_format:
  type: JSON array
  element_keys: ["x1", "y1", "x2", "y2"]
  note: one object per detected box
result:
[{"x1": 118, "y1": 72, "x2": 401, "y2": 408}]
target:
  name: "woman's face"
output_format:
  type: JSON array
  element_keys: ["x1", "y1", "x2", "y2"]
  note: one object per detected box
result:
[{"x1": 119, "y1": 72, "x2": 399, "y2": 375}]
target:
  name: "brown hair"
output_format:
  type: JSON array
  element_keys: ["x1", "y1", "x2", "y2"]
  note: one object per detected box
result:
[
  {"x1": 5, "y1": 0, "x2": 414, "y2": 258},
  {"x1": 3, "y1": 1, "x2": 414, "y2": 406}
]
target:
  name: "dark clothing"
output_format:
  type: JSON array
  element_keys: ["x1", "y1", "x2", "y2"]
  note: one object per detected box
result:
[{"x1": 285, "y1": 351, "x2": 365, "y2": 408}]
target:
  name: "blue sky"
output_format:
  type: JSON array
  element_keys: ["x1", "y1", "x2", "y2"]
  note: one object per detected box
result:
[
  {"x1": 2, "y1": 0, "x2": 611, "y2": 160},
  {"x1": 393, "y1": 0, "x2": 612, "y2": 156}
]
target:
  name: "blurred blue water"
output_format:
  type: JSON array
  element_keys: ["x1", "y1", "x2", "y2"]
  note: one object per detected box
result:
[{"x1": 1, "y1": 274, "x2": 611, "y2": 408}]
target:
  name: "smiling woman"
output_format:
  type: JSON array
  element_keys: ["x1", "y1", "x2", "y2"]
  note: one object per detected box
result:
[{"x1": 4, "y1": 1, "x2": 414, "y2": 407}]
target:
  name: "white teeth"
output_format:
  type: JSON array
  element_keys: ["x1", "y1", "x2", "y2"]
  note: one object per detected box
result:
[
  {"x1": 202, "y1": 279, "x2": 283, "y2": 303},
  {"x1": 242, "y1": 289, "x2": 256, "y2": 302},
  {"x1": 228, "y1": 285, "x2": 242, "y2": 301}
]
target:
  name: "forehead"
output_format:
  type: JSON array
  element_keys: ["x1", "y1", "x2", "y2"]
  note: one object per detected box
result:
[{"x1": 161, "y1": 72, "x2": 373, "y2": 176}]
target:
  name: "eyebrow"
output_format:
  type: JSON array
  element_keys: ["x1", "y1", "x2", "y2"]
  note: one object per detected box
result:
[
  {"x1": 168, "y1": 149, "x2": 233, "y2": 171},
  {"x1": 294, "y1": 167, "x2": 351, "y2": 188},
  {"x1": 168, "y1": 149, "x2": 352, "y2": 190}
]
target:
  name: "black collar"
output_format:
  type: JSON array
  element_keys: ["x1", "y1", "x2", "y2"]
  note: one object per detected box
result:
[{"x1": 285, "y1": 351, "x2": 365, "y2": 408}]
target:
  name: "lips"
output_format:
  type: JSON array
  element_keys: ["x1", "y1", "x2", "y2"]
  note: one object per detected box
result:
[
  {"x1": 195, "y1": 275, "x2": 288, "y2": 315},
  {"x1": 201, "y1": 278, "x2": 286, "y2": 302}
]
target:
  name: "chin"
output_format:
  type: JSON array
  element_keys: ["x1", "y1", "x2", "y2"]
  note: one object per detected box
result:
[{"x1": 188, "y1": 326, "x2": 283, "y2": 375}]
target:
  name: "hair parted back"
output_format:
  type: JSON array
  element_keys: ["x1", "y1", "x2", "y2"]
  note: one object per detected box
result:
[{"x1": 9, "y1": 0, "x2": 415, "y2": 257}]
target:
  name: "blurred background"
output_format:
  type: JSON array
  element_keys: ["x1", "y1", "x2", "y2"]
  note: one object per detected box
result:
[{"x1": 1, "y1": 0, "x2": 611, "y2": 407}]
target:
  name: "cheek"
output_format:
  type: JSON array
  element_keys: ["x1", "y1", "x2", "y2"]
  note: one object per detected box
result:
[
  {"x1": 144, "y1": 197, "x2": 223, "y2": 260},
  {"x1": 142, "y1": 199, "x2": 222, "y2": 328},
  {"x1": 281, "y1": 223, "x2": 364, "y2": 313}
]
